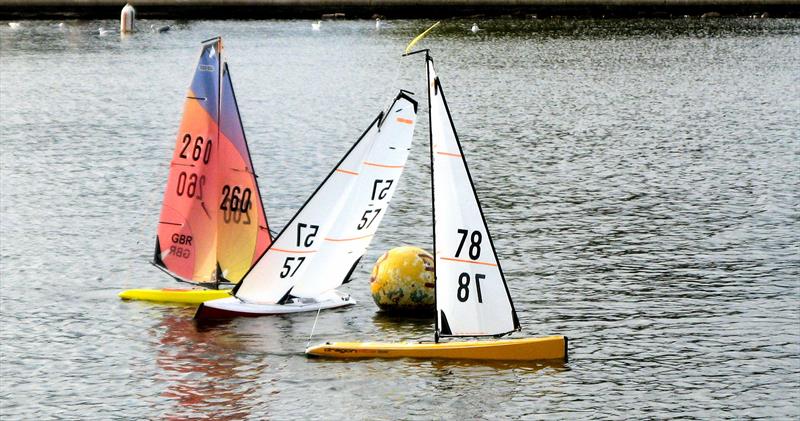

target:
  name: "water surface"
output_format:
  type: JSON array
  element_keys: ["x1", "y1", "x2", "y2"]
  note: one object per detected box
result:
[{"x1": 1, "y1": 18, "x2": 799, "y2": 419}]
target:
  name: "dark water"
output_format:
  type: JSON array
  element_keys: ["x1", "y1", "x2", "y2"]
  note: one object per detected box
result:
[{"x1": 1, "y1": 18, "x2": 799, "y2": 419}]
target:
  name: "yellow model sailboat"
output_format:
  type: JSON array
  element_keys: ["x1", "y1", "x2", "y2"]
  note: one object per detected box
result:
[{"x1": 306, "y1": 49, "x2": 567, "y2": 362}]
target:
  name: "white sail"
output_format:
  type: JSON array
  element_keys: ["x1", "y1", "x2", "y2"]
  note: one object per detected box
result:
[
  {"x1": 428, "y1": 57, "x2": 520, "y2": 338},
  {"x1": 233, "y1": 92, "x2": 417, "y2": 304},
  {"x1": 293, "y1": 93, "x2": 418, "y2": 297}
]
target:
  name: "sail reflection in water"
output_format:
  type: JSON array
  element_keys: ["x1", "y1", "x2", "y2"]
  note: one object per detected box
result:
[{"x1": 153, "y1": 313, "x2": 268, "y2": 419}]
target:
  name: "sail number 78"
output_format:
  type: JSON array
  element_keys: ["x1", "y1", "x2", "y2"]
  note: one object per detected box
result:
[
  {"x1": 457, "y1": 272, "x2": 484, "y2": 303},
  {"x1": 455, "y1": 229, "x2": 485, "y2": 303},
  {"x1": 455, "y1": 229, "x2": 482, "y2": 260}
]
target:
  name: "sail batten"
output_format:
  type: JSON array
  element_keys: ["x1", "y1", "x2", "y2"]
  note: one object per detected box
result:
[{"x1": 428, "y1": 55, "x2": 520, "y2": 338}]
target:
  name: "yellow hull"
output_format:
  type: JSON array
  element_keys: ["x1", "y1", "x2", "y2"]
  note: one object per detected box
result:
[
  {"x1": 118, "y1": 288, "x2": 231, "y2": 304},
  {"x1": 306, "y1": 335, "x2": 567, "y2": 361}
]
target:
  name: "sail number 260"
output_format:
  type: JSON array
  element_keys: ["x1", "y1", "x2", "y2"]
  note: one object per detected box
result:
[{"x1": 179, "y1": 134, "x2": 212, "y2": 164}]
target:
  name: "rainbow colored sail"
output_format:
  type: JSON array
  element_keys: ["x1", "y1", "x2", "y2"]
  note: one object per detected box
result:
[{"x1": 154, "y1": 38, "x2": 271, "y2": 287}]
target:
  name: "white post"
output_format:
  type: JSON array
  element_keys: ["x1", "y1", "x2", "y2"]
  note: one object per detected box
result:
[{"x1": 120, "y1": 3, "x2": 135, "y2": 33}]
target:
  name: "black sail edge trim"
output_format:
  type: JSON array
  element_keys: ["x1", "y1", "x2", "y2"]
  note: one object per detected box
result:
[
  {"x1": 426, "y1": 53, "x2": 439, "y2": 343},
  {"x1": 395, "y1": 90, "x2": 419, "y2": 114},
  {"x1": 214, "y1": 262, "x2": 233, "y2": 289},
  {"x1": 431, "y1": 57, "x2": 522, "y2": 333},
  {"x1": 152, "y1": 237, "x2": 215, "y2": 287},
  {"x1": 232, "y1": 109, "x2": 385, "y2": 298},
  {"x1": 341, "y1": 257, "x2": 361, "y2": 285},
  {"x1": 439, "y1": 310, "x2": 452, "y2": 336},
  {"x1": 223, "y1": 62, "x2": 273, "y2": 242},
  {"x1": 277, "y1": 286, "x2": 295, "y2": 305},
  {"x1": 378, "y1": 91, "x2": 419, "y2": 128},
  {"x1": 153, "y1": 236, "x2": 166, "y2": 268}
]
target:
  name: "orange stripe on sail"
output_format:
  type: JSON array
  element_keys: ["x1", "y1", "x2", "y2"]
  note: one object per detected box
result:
[
  {"x1": 325, "y1": 234, "x2": 374, "y2": 242},
  {"x1": 336, "y1": 169, "x2": 359, "y2": 176},
  {"x1": 363, "y1": 162, "x2": 404, "y2": 169},
  {"x1": 270, "y1": 247, "x2": 318, "y2": 254},
  {"x1": 440, "y1": 256, "x2": 498, "y2": 267},
  {"x1": 396, "y1": 117, "x2": 414, "y2": 125},
  {"x1": 436, "y1": 151, "x2": 462, "y2": 158}
]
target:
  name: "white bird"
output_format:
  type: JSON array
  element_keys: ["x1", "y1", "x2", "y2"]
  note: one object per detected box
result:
[
  {"x1": 471, "y1": 23, "x2": 481, "y2": 33},
  {"x1": 93, "y1": 27, "x2": 110, "y2": 36},
  {"x1": 8, "y1": 22, "x2": 20, "y2": 29},
  {"x1": 311, "y1": 21, "x2": 321, "y2": 31},
  {"x1": 57, "y1": 22, "x2": 65, "y2": 28},
  {"x1": 375, "y1": 18, "x2": 382, "y2": 30}
]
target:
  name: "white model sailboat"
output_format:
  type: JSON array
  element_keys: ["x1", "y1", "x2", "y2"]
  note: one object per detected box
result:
[
  {"x1": 195, "y1": 91, "x2": 418, "y2": 319},
  {"x1": 306, "y1": 51, "x2": 567, "y2": 361},
  {"x1": 120, "y1": 37, "x2": 272, "y2": 304}
]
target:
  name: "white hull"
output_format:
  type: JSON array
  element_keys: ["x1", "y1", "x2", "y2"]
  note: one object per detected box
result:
[{"x1": 195, "y1": 290, "x2": 355, "y2": 319}]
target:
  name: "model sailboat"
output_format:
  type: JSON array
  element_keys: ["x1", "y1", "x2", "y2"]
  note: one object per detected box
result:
[
  {"x1": 195, "y1": 91, "x2": 418, "y2": 319},
  {"x1": 306, "y1": 52, "x2": 567, "y2": 361},
  {"x1": 120, "y1": 37, "x2": 272, "y2": 304}
]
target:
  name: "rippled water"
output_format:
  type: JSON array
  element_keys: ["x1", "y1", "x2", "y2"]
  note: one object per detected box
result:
[{"x1": 1, "y1": 18, "x2": 799, "y2": 419}]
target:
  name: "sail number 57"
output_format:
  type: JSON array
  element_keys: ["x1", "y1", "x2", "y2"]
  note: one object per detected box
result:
[{"x1": 280, "y1": 257, "x2": 306, "y2": 278}]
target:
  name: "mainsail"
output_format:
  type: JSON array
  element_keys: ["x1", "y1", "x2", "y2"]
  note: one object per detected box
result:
[
  {"x1": 154, "y1": 38, "x2": 271, "y2": 286},
  {"x1": 233, "y1": 92, "x2": 418, "y2": 304},
  {"x1": 427, "y1": 55, "x2": 520, "y2": 338}
]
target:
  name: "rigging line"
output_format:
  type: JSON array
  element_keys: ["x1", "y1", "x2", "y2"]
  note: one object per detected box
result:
[{"x1": 306, "y1": 307, "x2": 322, "y2": 349}]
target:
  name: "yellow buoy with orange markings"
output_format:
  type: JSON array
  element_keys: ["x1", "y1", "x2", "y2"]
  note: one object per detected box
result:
[{"x1": 370, "y1": 246, "x2": 435, "y2": 313}]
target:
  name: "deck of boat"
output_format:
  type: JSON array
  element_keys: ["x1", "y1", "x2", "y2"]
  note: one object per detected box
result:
[
  {"x1": 118, "y1": 288, "x2": 230, "y2": 305},
  {"x1": 306, "y1": 335, "x2": 567, "y2": 361}
]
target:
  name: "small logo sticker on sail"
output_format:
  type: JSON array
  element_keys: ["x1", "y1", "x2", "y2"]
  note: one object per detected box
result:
[{"x1": 199, "y1": 64, "x2": 214, "y2": 72}]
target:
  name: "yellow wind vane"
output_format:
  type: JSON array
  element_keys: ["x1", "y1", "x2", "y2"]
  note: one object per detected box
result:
[{"x1": 405, "y1": 21, "x2": 441, "y2": 54}]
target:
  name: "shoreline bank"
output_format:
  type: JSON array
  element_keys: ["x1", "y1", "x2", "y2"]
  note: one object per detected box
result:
[{"x1": 1, "y1": 1, "x2": 798, "y2": 19}]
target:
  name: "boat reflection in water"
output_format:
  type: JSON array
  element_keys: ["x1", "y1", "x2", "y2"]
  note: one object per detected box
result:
[{"x1": 152, "y1": 310, "x2": 267, "y2": 419}]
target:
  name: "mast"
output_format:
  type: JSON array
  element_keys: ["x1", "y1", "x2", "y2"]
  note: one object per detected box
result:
[
  {"x1": 425, "y1": 51, "x2": 439, "y2": 343},
  {"x1": 214, "y1": 37, "x2": 223, "y2": 288}
]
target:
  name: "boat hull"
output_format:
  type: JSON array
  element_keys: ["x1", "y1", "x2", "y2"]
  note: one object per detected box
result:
[
  {"x1": 306, "y1": 336, "x2": 567, "y2": 361},
  {"x1": 118, "y1": 288, "x2": 231, "y2": 304},
  {"x1": 195, "y1": 290, "x2": 356, "y2": 320}
]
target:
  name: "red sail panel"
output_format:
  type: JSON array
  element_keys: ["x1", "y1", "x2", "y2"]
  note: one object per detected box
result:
[
  {"x1": 156, "y1": 40, "x2": 222, "y2": 284},
  {"x1": 216, "y1": 63, "x2": 271, "y2": 283}
]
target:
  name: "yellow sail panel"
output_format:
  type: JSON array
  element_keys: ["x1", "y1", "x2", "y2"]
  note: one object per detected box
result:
[{"x1": 215, "y1": 63, "x2": 271, "y2": 284}]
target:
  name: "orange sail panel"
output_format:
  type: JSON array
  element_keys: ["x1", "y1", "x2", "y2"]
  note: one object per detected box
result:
[{"x1": 155, "y1": 39, "x2": 270, "y2": 285}]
